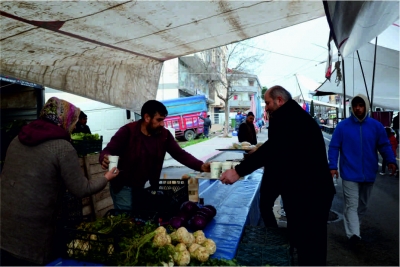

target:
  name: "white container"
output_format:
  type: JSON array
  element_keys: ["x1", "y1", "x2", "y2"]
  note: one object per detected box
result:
[
  {"x1": 231, "y1": 162, "x2": 240, "y2": 169},
  {"x1": 210, "y1": 162, "x2": 222, "y2": 178},
  {"x1": 221, "y1": 161, "x2": 233, "y2": 173},
  {"x1": 108, "y1": 155, "x2": 119, "y2": 171}
]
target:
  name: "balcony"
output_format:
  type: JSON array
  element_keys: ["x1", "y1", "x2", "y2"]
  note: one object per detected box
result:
[
  {"x1": 231, "y1": 86, "x2": 259, "y2": 94},
  {"x1": 229, "y1": 100, "x2": 251, "y2": 108},
  {"x1": 180, "y1": 54, "x2": 203, "y2": 69}
]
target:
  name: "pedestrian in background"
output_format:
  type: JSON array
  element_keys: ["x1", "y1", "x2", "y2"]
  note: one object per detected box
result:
[
  {"x1": 393, "y1": 112, "x2": 399, "y2": 144},
  {"x1": 256, "y1": 118, "x2": 264, "y2": 133},
  {"x1": 328, "y1": 94, "x2": 396, "y2": 246},
  {"x1": 221, "y1": 86, "x2": 335, "y2": 266},
  {"x1": 72, "y1": 111, "x2": 92, "y2": 134},
  {"x1": 0, "y1": 97, "x2": 119, "y2": 266},
  {"x1": 238, "y1": 111, "x2": 257, "y2": 145},
  {"x1": 380, "y1": 127, "x2": 398, "y2": 176},
  {"x1": 199, "y1": 113, "x2": 212, "y2": 138},
  {"x1": 235, "y1": 111, "x2": 243, "y2": 132}
]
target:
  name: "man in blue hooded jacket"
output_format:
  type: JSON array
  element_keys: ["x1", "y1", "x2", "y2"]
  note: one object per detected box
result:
[{"x1": 328, "y1": 94, "x2": 396, "y2": 245}]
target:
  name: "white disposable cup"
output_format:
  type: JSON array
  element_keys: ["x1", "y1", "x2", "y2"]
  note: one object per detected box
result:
[
  {"x1": 221, "y1": 161, "x2": 233, "y2": 173},
  {"x1": 108, "y1": 155, "x2": 119, "y2": 171},
  {"x1": 210, "y1": 162, "x2": 222, "y2": 178},
  {"x1": 231, "y1": 162, "x2": 240, "y2": 169}
]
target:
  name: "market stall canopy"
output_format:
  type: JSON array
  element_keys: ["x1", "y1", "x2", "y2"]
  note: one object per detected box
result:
[
  {"x1": 323, "y1": 0, "x2": 399, "y2": 57},
  {"x1": 315, "y1": 41, "x2": 399, "y2": 111},
  {"x1": 0, "y1": 0, "x2": 325, "y2": 112}
]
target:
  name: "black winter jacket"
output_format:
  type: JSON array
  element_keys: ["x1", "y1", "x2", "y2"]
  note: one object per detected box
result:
[{"x1": 235, "y1": 100, "x2": 335, "y2": 204}]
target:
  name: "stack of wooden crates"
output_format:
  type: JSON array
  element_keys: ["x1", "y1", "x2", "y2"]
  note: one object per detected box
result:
[{"x1": 78, "y1": 154, "x2": 114, "y2": 219}]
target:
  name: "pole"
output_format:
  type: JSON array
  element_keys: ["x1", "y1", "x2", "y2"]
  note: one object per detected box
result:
[
  {"x1": 341, "y1": 55, "x2": 346, "y2": 119},
  {"x1": 356, "y1": 51, "x2": 371, "y2": 106},
  {"x1": 371, "y1": 37, "x2": 378, "y2": 110},
  {"x1": 295, "y1": 74, "x2": 305, "y2": 102}
]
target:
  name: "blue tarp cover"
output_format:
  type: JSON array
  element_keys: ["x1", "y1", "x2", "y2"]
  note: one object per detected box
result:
[
  {"x1": 200, "y1": 169, "x2": 263, "y2": 260},
  {"x1": 161, "y1": 95, "x2": 207, "y2": 116}
]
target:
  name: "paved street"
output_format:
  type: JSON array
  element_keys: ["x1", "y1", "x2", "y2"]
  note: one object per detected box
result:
[{"x1": 161, "y1": 128, "x2": 399, "y2": 266}]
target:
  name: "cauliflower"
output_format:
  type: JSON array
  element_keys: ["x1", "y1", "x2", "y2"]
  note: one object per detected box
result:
[
  {"x1": 195, "y1": 234, "x2": 207, "y2": 245},
  {"x1": 153, "y1": 233, "x2": 170, "y2": 247},
  {"x1": 172, "y1": 227, "x2": 191, "y2": 244},
  {"x1": 166, "y1": 234, "x2": 172, "y2": 245},
  {"x1": 187, "y1": 233, "x2": 195, "y2": 247},
  {"x1": 192, "y1": 246, "x2": 209, "y2": 262},
  {"x1": 188, "y1": 243, "x2": 201, "y2": 254},
  {"x1": 155, "y1": 226, "x2": 167, "y2": 235},
  {"x1": 202, "y1": 238, "x2": 216, "y2": 255},
  {"x1": 175, "y1": 242, "x2": 187, "y2": 252},
  {"x1": 175, "y1": 250, "x2": 190, "y2": 266},
  {"x1": 193, "y1": 230, "x2": 205, "y2": 238}
]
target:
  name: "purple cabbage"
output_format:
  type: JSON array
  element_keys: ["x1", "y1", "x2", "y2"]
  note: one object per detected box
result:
[
  {"x1": 203, "y1": 205, "x2": 217, "y2": 217},
  {"x1": 198, "y1": 207, "x2": 215, "y2": 220},
  {"x1": 188, "y1": 214, "x2": 208, "y2": 231},
  {"x1": 180, "y1": 201, "x2": 199, "y2": 216},
  {"x1": 169, "y1": 216, "x2": 185, "y2": 229}
]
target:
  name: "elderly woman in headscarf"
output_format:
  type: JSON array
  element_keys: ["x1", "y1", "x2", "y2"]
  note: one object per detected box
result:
[{"x1": 0, "y1": 97, "x2": 119, "y2": 266}]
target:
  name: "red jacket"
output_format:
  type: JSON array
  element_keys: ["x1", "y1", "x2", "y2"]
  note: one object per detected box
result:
[
  {"x1": 389, "y1": 135, "x2": 397, "y2": 157},
  {"x1": 99, "y1": 120, "x2": 203, "y2": 192}
]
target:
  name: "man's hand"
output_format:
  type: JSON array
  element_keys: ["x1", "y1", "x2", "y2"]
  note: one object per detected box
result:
[
  {"x1": 247, "y1": 148, "x2": 257, "y2": 155},
  {"x1": 101, "y1": 154, "x2": 110, "y2": 170},
  {"x1": 104, "y1": 167, "x2": 119, "y2": 181},
  {"x1": 330, "y1": 169, "x2": 339, "y2": 178},
  {"x1": 201, "y1": 162, "x2": 210, "y2": 172},
  {"x1": 220, "y1": 169, "x2": 240, "y2": 185},
  {"x1": 388, "y1": 163, "x2": 397, "y2": 176}
]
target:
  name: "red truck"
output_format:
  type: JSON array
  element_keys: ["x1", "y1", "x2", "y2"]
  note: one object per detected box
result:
[{"x1": 161, "y1": 95, "x2": 208, "y2": 141}]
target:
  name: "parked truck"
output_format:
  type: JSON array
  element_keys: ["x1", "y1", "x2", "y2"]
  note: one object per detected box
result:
[{"x1": 161, "y1": 95, "x2": 208, "y2": 141}]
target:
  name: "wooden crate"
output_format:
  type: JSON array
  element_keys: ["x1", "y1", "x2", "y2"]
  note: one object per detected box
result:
[{"x1": 81, "y1": 154, "x2": 114, "y2": 219}]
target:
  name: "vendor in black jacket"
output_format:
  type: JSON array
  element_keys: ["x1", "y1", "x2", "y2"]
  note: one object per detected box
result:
[
  {"x1": 72, "y1": 111, "x2": 92, "y2": 134},
  {"x1": 221, "y1": 85, "x2": 335, "y2": 266},
  {"x1": 238, "y1": 111, "x2": 257, "y2": 145}
]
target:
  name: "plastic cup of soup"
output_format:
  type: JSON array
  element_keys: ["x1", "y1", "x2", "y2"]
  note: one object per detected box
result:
[
  {"x1": 108, "y1": 155, "x2": 119, "y2": 171},
  {"x1": 210, "y1": 162, "x2": 222, "y2": 178}
]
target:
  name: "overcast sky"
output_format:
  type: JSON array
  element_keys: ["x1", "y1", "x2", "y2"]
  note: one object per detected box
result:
[{"x1": 247, "y1": 16, "x2": 399, "y2": 97}]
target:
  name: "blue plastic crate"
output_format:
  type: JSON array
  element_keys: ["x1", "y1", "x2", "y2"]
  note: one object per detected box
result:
[{"x1": 47, "y1": 257, "x2": 103, "y2": 266}]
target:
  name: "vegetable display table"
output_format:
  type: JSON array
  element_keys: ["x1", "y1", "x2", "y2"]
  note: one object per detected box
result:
[{"x1": 199, "y1": 169, "x2": 263, "y2": 260}]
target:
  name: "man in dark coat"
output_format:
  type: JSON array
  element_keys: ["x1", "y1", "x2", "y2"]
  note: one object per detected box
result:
[
  {"x1": 238, "y1": 111, "x2": 257, "y2": 145},
  {"x1": 221, "y1": 86, "x2": 335, "y2": 266},
  {"x1": 199, "y1": 114, "x2": 212, "y2": 138},
  {"x1": 72, "y1": 111, "x2": 91, "y2": 134}
]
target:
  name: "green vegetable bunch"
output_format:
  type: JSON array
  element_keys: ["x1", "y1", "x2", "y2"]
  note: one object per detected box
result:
[
  {"x1": 69, "y1": 215, "x2": 239, "y2": 266},
  {"x1": 71, "y1": 133, "x2": 100, "y2": 141}
]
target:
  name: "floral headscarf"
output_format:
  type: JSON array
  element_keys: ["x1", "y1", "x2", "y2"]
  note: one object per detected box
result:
[{"x1": 40, "y1": 97, "x2": 80, "y2": 133}]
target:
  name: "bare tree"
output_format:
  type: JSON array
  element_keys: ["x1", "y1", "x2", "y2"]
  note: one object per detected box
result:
[{"x1": 196, "y1": 40, "x2": 266, "y2": 137}]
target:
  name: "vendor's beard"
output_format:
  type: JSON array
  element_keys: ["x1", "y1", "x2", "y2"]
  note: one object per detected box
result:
[{"x1": 147, "y1": 124, "x2": 163, "y2": 135}]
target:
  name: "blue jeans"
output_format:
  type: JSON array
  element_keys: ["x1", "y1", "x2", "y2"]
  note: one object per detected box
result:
[
  {"x1": 203, "y1": 127, "x2": 209, "y2": 138},
  {"x1": 109, "y1": 185, "x2": 133, "y2": 210}
]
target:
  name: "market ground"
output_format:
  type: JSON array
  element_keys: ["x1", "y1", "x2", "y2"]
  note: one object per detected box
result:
[{"x1": 161, "y1": 129, "x2": 400, "y2": 266}]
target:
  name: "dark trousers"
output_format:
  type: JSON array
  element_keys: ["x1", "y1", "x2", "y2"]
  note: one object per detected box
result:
[
  {"x1": 203, "y1": 127, "x2": 209, "y2": 138},
  {"x1": 285, "y1": 194, "x2": 333, "y2": 266},
  {"x1": 259, "y1": 180, "x2": 280, "y2": 228}
]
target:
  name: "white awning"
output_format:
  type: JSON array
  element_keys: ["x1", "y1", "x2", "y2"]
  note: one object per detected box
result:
[
  {"x1": 0, "y1": 0, "x2": 325, "y2": 112},
  {"x1": 315, "y1": 42, "x2": 399, "y2": 111}
]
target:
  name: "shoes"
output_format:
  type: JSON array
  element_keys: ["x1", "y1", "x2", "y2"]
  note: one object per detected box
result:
[
  {"x1": 279, "y1": 209, "x2": 286, "y2": 217},
  {"x1": 349, "y1": 235, "x2": 361, "y2": 246},
  {"x1": 379, "y1": 172, "x2": 386, "y2": 175}
]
